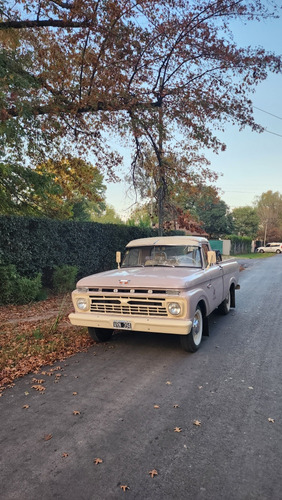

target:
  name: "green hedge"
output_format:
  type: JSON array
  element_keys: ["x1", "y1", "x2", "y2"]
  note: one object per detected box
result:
[
  {"x1": 225, "y1": 235, "x2": 252, "y2": 254},
  {"x1": 0, "y1": 216, "x2": 156, "y2": 284}
]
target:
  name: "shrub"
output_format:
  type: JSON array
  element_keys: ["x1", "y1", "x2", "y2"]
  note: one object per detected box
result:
[
  {"x1": 52, "y1": 265, "x2": 78, "y2": 294},
  {"x1": 0, "y1": 265, "x2": 42, "y2": 305}
]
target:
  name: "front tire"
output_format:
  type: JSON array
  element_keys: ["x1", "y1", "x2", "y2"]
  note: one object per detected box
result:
[
  {"x1": 259, "y1": 249, "x2": 264, "y2": 253},
  {"x1": 180, "y1": 306, "x2": 203, "y2": 353},
  {"x1": 88, "y1": 327, "x2": 113, "y2": 342}
]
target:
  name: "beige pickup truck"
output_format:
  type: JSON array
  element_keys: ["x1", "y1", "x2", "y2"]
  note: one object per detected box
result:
[{"x1": 69, "y1": 236, "x2": 240, "y2": 352}]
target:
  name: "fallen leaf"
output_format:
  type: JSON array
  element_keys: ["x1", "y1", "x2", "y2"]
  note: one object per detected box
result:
[
  {"x1": 62, "y1": 453, "x2": 69, "y2": 458},
  {"x1": 268, "y1": 418, "x2": 275, "y2": 423},
  {"x1": 94, "y1": 458, "x2": 103, "y2": 465},
  {"x1": 174, "y1": 427, "x2": 182, "y2": 432},
  {"x1": 193, "y1": 420, "x2": 201, "y2": 426},
  {"x1": 149, "y1": 469, "x2": 158, "y2": 478},
  {"x1": 154, "y1": 405, "x2": 160, "y2": 409},
  {"x1": 248, "y1": 386, "x2": 254, "y2": 390},
  {"x1": 24, "y1": 391, "x2": 29, "y2": 395},
  {"x1": 120, "y1": 485, "x2": 130, "y2": 492},
  {"x1": 43, "y1": 434, "x2": 52, "y2": 441},
  {"x1": 22, "y1": 404, "x2": 30, "y2": 409},
  {"x1": 32, "y1": 378, "x2": 45, "y2": 384},
  {"x1": 73, "y1": 392, "x2": 78, "y2": 396},
  {"x1": 73, "y1": 410, "x2": 80, "y2": 415},
  {"x1": 166, "y1": 381, "x2": 172, "y2": 385},
  {"x1": 198, "y1": 386, "x2": 203, "y2": 389},
  {"x1": 32, "y1": 385, "x2": 45, "y2": 392},
  {"x1": 173, "y1": 404, "x2": 179, "y2": 408}
]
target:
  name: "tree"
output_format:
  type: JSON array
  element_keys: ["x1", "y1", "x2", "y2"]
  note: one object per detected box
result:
[
  {"x1": 92, "y1": 205, "x2": 123, "y2": 224},
  {"x1": 254, "y1": 191, "x2": 282, "y2": 243},
  {"x1": 197, "y1": 200, "x2": 233, "y2": 238},
  {"x1": 35, "y1": 157, "x2": 106, "y2": 220},
  {"x1": 0, "y1": 156, "x2": 106, "y2": 219},
  {"x1": 231, "y1": 206, "x2": 259, "y2": 238},
  {"x1": 1, "y1": 1, "x2": 281, "y2": 230}
]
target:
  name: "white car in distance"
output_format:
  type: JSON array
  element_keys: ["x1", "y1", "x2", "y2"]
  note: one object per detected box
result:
[{"x1": 256, "y1": 243, "x2": 282, "y2": 254}]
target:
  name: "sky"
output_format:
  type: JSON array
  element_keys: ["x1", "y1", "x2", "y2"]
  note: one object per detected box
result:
[{"x1": 105, "y1": 11, "x2": 282, "y2": 219}]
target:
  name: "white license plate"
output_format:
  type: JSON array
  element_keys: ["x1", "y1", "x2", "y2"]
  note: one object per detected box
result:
[{"x1": 113, "y1": 321, "x2": 132, "y2": 330}]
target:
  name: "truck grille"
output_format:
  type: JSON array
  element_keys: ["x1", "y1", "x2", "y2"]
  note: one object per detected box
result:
[{"x1": 90, "y1": 296, "x2": 168, "y2": 317}]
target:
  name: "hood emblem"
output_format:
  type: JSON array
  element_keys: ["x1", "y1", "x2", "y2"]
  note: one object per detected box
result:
[{"x1": 119, "y1": 279, "x2": 130, "y2": 285}]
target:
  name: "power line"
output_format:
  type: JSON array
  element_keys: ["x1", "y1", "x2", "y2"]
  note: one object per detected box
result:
[
  {"x1": 254, "y1": 106, "x2": 282, "y2": 120},
  {"x1": 263, "y1": 129, "x2": 282, "y2": 138}
]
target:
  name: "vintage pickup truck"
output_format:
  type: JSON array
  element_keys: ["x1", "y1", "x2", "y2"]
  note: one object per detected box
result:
[{"x1": 69, "y1": 236, "x2": 240, "y2": 352}]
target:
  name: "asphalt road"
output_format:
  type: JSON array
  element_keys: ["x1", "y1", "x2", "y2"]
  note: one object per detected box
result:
[{"x1": 1, "y1": 256, "x2": 282, "y2": 500}]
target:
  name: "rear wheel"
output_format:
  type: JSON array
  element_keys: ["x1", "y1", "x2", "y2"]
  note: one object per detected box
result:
[
  {"x1": 276, "y1": 249, "x2": 281, "y2": 254},
  {"x1": 218, "y1": 289, "x2": 231, "y2": 315},
  {"x1": 180, "y1": 306, "x2": 203, "y2": 353},
  {"x1": 88, "y1": 327, "x2": 113, "y2": 342}
]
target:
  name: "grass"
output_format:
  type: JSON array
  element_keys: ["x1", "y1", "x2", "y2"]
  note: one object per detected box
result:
[{"x1": 231, "y1": 252, "x2": 277, "y2": 259}]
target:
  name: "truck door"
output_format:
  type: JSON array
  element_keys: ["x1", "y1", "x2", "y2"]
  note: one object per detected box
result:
[{"x1": 202, "y1": 244, "x2": 224, "y2": 310}]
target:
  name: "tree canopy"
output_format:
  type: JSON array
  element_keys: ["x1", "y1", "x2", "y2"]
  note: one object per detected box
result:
[
  {"x1": 231, "y1": 206, "x2": 259, "y2": 238},
  {"x1": 1, "y1": 1, "x2": 281, "y2": 228},
  {"x1": 255, "y1": 190, "x2": 282, "y2": 243}
]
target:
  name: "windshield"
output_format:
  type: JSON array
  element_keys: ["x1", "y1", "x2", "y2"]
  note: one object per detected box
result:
[{"x1": 121, "y1": 245, "x2": 202, "y2": 268}]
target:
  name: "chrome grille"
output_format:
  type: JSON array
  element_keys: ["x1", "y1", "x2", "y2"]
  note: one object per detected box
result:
[{"x1": 90, "y1": 296, "x2": 168, "y2": 316}]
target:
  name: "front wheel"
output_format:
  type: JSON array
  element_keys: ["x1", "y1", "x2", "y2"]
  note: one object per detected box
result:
[
  {"x1": 180, "y1": 306, "x2": 203, "y2": 353},
  {"x1": 259, "y1": 249, "x2": 264, "y2": 253},
  {"x1": 88, "y1": 327, "x2": 113, "y2": 342},
  {"x1": 276, "y1": 249, "x2": 281, "y2": 254}
]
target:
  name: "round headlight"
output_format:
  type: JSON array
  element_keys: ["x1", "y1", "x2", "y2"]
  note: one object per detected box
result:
[
  {"x1": 76, "y1": 298, "x2": 88, "y2": 310},
  {"x1": 168, "y1": 302, "x2": 181, "y2": 316}
]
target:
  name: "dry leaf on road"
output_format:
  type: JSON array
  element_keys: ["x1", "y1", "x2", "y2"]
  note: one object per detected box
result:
[
  {"x1": 268, "y1": 418, "x2": 275, "y2": 423},
  {"x1": 62, "y1": 453, "x2": 69, "y2": 458},
  {"x1": 193, "y1": 420, "x2": 201, "y2": 426},
  {"x1": 73, "y1": 410, "x2": 81, "y2": 415},
  {"x1": 173, "y1": 404, "x2": 179, "y2": 408},
  {"x1": 154, "y1": 405, "x2": 160, "y2": 409},
  {"x1": 94, "y1": 458, "x2": 103, "y2": 465},
  {"x1": 120, "y1": 485, "x2": 130, "y2": 491},
  {"x1": 32, "y1": 384, "x2": 45, "y2": 392},
  {"x1": 22, "y1": 404, "x2": 29, "y2": 409},
  {"x1": 43, "y1": 434, "x2": 52, "y2": 441},
  {"x1": 174, "y1": 427, "x2": 182, "y2": 432},
  {"x1": 149, "y1": 469, "x2": 158, "y2": 478},
  {"x1": 166, "y1": 381, "x2": 172, "y2": 385}
]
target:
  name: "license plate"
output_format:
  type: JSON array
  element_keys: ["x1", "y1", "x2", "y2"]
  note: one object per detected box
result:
[{"x1": 113, "y1": 321, "x2": 132, "y2": 330}]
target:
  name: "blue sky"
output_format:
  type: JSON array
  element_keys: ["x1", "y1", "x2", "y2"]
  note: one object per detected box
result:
[{"x1": 105, "y1": 12, "x2": 282, "y2": 219}]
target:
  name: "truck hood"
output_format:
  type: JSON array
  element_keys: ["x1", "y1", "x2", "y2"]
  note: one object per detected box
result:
[{"x1": 77, "y1": 266, "x2": 203, "y2": 290}]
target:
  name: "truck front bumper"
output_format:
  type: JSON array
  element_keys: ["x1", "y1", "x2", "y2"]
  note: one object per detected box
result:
[{"x1": 69, "y1": 312, "x2": 193, "y2": 335}]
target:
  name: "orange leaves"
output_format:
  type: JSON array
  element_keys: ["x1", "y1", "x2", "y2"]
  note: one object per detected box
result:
[
  {"x1": 148, "y1": 469, "x2": 158, "y2": 478},
  {"x1": 193, "y1": 420, "x2": 201, "y2": 427},
  {"x1": 120, "y1": 485, "x2": 130, "y2": 492},
  {"x1": 43, "y1": 434, "x2": 53, "y2": 441},
  {"x1": 32, "y1": 384, "x2": 46, "y2": 392},
  {"x1": 94, "y1": 458, "x2": 103, "y2": 465},
  {"x1": 72, "y1": 410, "x2": 81, "y2": 416},
  {"x1": 174, "y1": 427, "x2": 182, "y2": 433}
]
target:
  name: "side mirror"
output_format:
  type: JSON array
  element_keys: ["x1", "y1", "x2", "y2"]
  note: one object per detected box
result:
[
  {"x1": 116, "y1": 251, "x2": 121, "y2": 269},
  {"x1": 207, "y1": 250, "x2": 216, "y2": 267}
]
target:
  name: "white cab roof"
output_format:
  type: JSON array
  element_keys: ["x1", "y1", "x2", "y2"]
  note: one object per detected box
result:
[{"x1": 126, "y1": 236, "x2": 209, "y2": 247}]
